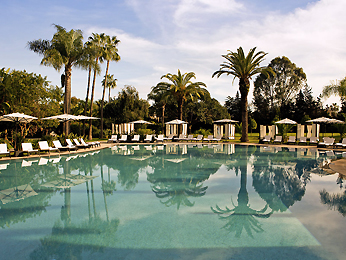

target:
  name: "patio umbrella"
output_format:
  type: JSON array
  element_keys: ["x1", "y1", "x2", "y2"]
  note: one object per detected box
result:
[
  {"x1": 165, "y1": 119, "x2": 188, "y2": 124},
  {"x1": 275, "y1": 118, "x2": 297, "y2": 124},
  {"x1": 214, "y1": 119, "x2": 239, "y2": 123},
  {"x1": 0, "y1": 113, "x2": 38, "y2": 150},
  {"x1": 41, "y1": 113, "x2": 80, "y2": 122},
  {"x1": 0, "y1": 184, "x2": 38, "y2": 204},
  {"x1": 306, "y1": 116, "x2": 336, "y2": 137},
  {"x1": 130, "y1": 120, "x2": 153, "y2": 124}
]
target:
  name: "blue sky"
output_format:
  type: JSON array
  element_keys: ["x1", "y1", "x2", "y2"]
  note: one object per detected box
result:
[{"x1": 1, "y1": 0, "x2": 345, "y2": 107}]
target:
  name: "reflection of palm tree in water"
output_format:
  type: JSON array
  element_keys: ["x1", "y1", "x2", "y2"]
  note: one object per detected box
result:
[
  {"x1": 211, "y1": 163, "x2": 273, "y2": 238},
  {"x1": 320, "y1": 188, "x2": 346, "y2": 216}
]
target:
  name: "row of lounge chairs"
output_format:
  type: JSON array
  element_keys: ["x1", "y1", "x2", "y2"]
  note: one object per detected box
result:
[
  {"x1": 262, "y1": 135, "x2": 346, "y2": 148},
  {"x1": 0, "y1": 138, "x2": 100, "y2": 158},
  {"x1": 108, "y1": 134, "x2": 224, "y2": 143}
]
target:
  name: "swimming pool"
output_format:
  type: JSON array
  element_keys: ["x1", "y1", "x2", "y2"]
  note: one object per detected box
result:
[{"x1": 0, "y1": 144, "x2": 345, "y2": 259}]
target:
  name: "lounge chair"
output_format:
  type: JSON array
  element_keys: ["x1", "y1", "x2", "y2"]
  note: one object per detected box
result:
[
  {"x1": 108, "y1": 135, "x2": 118, "y2": 143},
  {"x1": 80, "y1": 138, "x2": 99, "y2": 148},
  {"x1": 38, "y1": 141, "x2": 59, "y2": 155},
  {"x1": 287, "y1": 136, "x2": 296, "y2": 145},
  {"x1": 0, "y1": 143, "x2": 11, "y2": 157},
  {"x1": 66, "y1": 139, "x2": 79, "y2": 149},
  {"x1": 53, "y1": 140, "x2": 76, "y2": 151},
  {"x1": 176, "y1": 134, "x2": 187, "y2": 141},
  {"x1": 21, "y1": 142, "x2": 39, "y2": 155},
  {"x1": 74, "y1": 138, "x2": 90, "y2": 148},
  {"x1": 203, "y1": 135, "x2": 214, "y2": 142},
  {"x1": 213, "y1": 134, "x2": 223, "y2": 142},
  {"x1": 262, "y1": 135, "x2": 271, "y2": 144},
  {"x1": 144, "y1": 134, "x2": 153, "y2": 143},
  {"x1": 335, "y1": 138, "x2": 346, "y2": 148},
  {"x1": 131, "y1": 135, "x2": 140, "y2": 142},
  {"x1": 155, "y1": 134, "x2": 164, "y2": 142},
  {"x1": 186, "y1": 134, "x2": 195, "y2": 141},
  {"x1": 163, "y1": 134, "x2": 174, "y2": 142},
  {"x1": 118, "y1": 135, "x2": 128, "y2": 143},
  {"x1": 298, "y1": 137, "x2": 307, "y2": 145},
  {"x1": 195, "y1": 135, "x2": 203, "y2": 142},
  {"x1": 273, "y1": 136, "x2": 282, "y2": 144},
  {"x1": 309, "y1": 137, "x2": 319, "y2": 145},
  {"x1": 318, "y1": 137, "x2": 335, "y2": 148}
]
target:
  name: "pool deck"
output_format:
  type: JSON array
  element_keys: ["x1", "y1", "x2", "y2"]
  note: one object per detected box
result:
[{"x1": 2, "y1": 140, "x2": 346, "y2": 176}]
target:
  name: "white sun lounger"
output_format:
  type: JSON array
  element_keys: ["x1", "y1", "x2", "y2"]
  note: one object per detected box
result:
[
  {"x1": 21, "y1": 143, "x2": 39, "y2": 155},
  {"x1": 38, "y1": 141, "x2": 59, "y2": 155},
  {"x1": 0, "y1": 143, "x2": 11, "y2": 157}
]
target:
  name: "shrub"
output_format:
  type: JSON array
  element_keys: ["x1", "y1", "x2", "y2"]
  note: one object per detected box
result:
[{"x1": 193, "y1": 128, "x2": 211, "y2": 137}]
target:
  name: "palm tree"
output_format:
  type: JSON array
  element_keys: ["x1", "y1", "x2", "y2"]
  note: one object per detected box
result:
[
  {"x1": 322, "y1": 77, "x2": 346, "y2": 100},
  {"x1": 101, "y1": 74, "x2": 117, "y2": 102},
  {"x1": 153, "y1": 70, "x2": 207, "y2": 120},
  {"x1": 28, "y1": 24, "x2": 85, "y2": 135},
  {"x1": 212, "y1": 47, "x2": 272, "y2": 142},
  {"x1": 81, "y1": 41, "x2": 101, "y2": 136},
  {"x1": 100, "y1": 35, "x2": 120, "y2": 139},
  {"x1": 87, "y1": 33, "x2": 106, "y2": 140}
]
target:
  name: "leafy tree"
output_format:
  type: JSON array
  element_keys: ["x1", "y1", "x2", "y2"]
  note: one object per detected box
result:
[
  {"x1": 224, "y1": 91, "x2": 241, "y2": 122},
  {"x1": 0, "y1": 68, "x2": 63, "y2": 139},
  {"x1": 148, "y1": 87, "x2": 171, "y2": 130},
  {"x1": 152, "y1": 70, "x2": 207, "y2": 120},
  {"x1": 253, "y1": 56, "x2": 306, "y2": 122},
  {"x1": 28, "y1": 24, "x2": 85, "y2": 135},
  {"x1": 104, "y1": 85, "x2": 149, "y2": 123},
  {"x1": 213, "y1": 47, "x2": 272, "y2": 142},
  {"x1": 184, "y1": 92, "x2": 230, "y2": 133},
  {"x1": 100, "y1": 35, "x2": 120, "y2": 138}
]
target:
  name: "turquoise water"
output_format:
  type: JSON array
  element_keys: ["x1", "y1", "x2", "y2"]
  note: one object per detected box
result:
[{"x1": 0, "y1": 144, "x2": 345, "y2": 259}]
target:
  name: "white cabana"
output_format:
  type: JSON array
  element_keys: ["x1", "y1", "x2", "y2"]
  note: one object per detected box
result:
[
  {"x1": 165, "y1": 119, "x2": 188, "y2": 136},
  {"x1": 213, "y1": 119, "x2": 238, "y2": 139}
]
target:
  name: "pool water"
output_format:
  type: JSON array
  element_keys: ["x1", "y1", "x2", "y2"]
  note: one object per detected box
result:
[{"x1": 0, "y1": 144, "x2": 345, "y2": 260}]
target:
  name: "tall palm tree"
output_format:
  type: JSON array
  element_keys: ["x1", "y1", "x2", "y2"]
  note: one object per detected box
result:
[
  {"x1": 101, "y1": 74, "x2": 117, "y2": 102},
  {"x1": 87, "y1": 33, "x2": 106, "y2": 140},
  {"x1": 322, "y1": 77, "x2": 346, "y2": 100},
  {"x1": 212, "y1": 47, "x2": 272, "y2": 142},
  {"x1": 153, "y1": 70, "x2": 207, "y2": 120},
  {"x1": 28, "y1": 24, "x2": 85, "y2": 135},
  {"x1": 81, "y1": 41, "x2": 101, "y2": 136},
  {"x1": 100, "y1": 35, "x2": 120, "y2": 139}
]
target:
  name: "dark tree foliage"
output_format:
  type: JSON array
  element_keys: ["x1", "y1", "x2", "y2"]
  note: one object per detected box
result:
[
  {"x1": 225, "y1": 91, "x2": 242, "y2": 122},
  {"x1": 184, "y1": 92, "x2": 230, "y2": 133},
  {"x1": 103, "y1": 85, "x2": 149, "y2": 123}
]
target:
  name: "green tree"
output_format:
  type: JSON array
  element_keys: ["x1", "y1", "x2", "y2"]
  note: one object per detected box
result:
[
  {"x1": 225, "y1": 91, "x2": 242, "y2": 122},
  {"x1": 104, "y1": 85, "x2": 149, "y2": 123},
  {"x1": 253, "y1": 56, "x2": 306, "y2": 123},
  {"x1": 28, "y1": 24, "x2": 85, "y2": 135},
  {"x1": 100, "y1": 35, "x2": 120, "y2": 139},
  {"x1": 213, "y1": 47, "x2": 272, "y2": 142},
  {"x1": 148, "y1": 87, "x2": 170, "y2": 130},
  {"x1": 153, "y1": 70, "x2": 207, "y2": 120}
]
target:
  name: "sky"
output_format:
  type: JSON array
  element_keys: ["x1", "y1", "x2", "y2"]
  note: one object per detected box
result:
[{"x1": 1, "y1": 0, "x2": 346, "y2": 108}]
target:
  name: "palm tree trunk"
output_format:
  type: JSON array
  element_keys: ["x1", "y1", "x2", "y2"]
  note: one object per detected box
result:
[
  {"x1": 240, "y1": 78, "x2": 249, "y2": 142},
  {"x1": 89, "y1": 57, "x2": 98, "y2": 140},
  {"x1": 162, "y1": 104, "x2": 165, "y2": 131},
  {"x1": 100, "y1": 60, "x2": 110, "y2": 139},
  {"x1": 83, "y1": 67, "x2": 92, "y2": 136},
  {"x1": 108, "y1": 86, "x2": 111, "y2": 102},
  {"x1": 64, "y1": 64, "x2": 72, "y2": 136}
]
